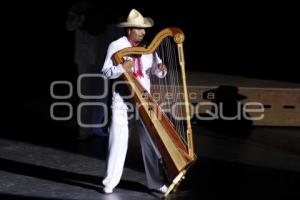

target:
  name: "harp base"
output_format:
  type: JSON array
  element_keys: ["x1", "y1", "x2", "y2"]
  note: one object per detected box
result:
[{"x1": 163, "y1": 169, "x2": 187, "y2": 197}]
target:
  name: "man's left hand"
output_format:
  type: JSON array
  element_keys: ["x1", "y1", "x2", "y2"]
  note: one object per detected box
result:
[{"x1": 157, "y1": 63, "x2": 167, "y2": 73}]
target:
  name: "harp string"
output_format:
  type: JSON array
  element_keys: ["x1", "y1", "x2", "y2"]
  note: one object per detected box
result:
[{"x1": 151, "y1": 36, "x2": 188, "y2": 149}]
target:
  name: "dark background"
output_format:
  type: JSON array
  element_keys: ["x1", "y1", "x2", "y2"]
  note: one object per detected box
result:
[
  {"x1": 7, "y1": 0, "x2": 299, "y2": 100},
  {"x1": 2, "y1": 1, "x2": 299, "y2": 199}
]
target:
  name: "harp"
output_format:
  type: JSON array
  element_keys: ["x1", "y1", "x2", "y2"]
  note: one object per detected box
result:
[{"x1": 112, "y1": 27, "x2": 196, "y2": 196}]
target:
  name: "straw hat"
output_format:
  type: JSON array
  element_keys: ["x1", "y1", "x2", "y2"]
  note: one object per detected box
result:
[{"x1": 117, "y1": 9, "x2": 154, "y2": 28}]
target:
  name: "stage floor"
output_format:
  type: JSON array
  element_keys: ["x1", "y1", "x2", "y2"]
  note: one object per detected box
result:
[{"x1": 1, "y1": 117, "x2": 300, "y2": 199}]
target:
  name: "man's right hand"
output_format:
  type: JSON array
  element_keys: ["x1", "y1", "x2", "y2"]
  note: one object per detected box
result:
[{"x1": 122, "y1": 60, "x2": 135, "y2": 72}]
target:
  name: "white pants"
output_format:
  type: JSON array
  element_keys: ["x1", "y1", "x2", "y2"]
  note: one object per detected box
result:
[{"x1": 102, "y1": 92, "x2": 166, "y2": 190}]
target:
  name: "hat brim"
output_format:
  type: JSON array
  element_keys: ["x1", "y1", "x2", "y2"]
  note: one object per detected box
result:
[{"x1": 117, "y1": 17, "x2": 154, "y2": 28}]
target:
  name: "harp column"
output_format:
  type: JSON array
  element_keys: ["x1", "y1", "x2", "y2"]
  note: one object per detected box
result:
[{"x1": 174, "y1": 32, "x2": 195, "y2": 159}]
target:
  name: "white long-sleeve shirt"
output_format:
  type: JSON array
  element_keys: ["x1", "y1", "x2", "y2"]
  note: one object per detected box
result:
[{"x1": 102, "y1": 36, "x2": 166, "y2": 93}]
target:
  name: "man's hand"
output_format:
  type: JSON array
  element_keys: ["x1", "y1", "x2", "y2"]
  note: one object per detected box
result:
[
  {"x1": 157, "y1": 63, "x2": 167, "y2": 73},
  {"x1": 122, "y1": 60, "x2": 135, "y2": 72}
]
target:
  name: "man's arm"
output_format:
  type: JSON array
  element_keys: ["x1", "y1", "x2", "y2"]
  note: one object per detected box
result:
[{"x1": 101, "y1": 42, "x2": 124, "y2": 79}]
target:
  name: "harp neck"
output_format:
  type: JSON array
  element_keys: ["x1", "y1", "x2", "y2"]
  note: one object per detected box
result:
[{"x1": 113, "y1": 27, "x2": 185, "y2": 64}]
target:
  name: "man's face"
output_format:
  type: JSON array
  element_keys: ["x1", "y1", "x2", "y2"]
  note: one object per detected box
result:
[{"x1": 128, "y1": 28, "x2": 145, "y2": 43}]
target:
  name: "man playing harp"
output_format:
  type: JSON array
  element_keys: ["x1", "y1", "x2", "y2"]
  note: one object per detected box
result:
[{"x1": 101, "y1": 8, "x2": 169, "y2": 194}]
